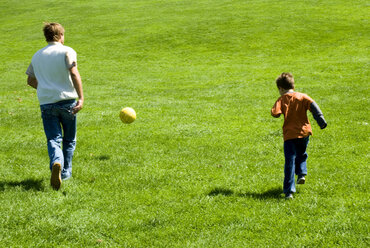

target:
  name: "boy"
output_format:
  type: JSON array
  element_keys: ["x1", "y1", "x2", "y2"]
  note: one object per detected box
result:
[
  {"x1": 271, "y1": 73, "x2": 327, "y2": 199},
  {"x1": 26, "y1": 23, "x2": 84, "y2": 190}
]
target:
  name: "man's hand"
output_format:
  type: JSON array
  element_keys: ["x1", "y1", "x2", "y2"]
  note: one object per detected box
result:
[
  {"x1": 72, "y1": 99, "x2": 83, "y2": 114},
  {"x1": 27, "y1": 76, "x2": 38, "y2": 89}
]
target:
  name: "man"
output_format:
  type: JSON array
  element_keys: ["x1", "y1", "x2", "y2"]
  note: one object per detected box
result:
[{"x1": 26, "y1": 22, "x2": 84, "y2": 190}]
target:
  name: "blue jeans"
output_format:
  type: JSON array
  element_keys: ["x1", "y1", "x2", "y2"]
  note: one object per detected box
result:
[
  {"x1": 283, "y1": 136, "x2": 309, "y2": 194},
  {"x1": 40, "y1": 100, "x2": 77, "y2": 180}
]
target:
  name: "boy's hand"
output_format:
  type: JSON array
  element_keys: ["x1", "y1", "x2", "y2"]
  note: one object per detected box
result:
[
  {"x1": 320, "y1": 122, "x2": 327, "y2": 129},
  {"x1": 72, "y1": 99, "x2": 83, "y2": 114}
]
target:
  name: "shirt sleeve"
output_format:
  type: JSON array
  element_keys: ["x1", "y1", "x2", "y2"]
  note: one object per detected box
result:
[
  {"x1": 65, "y1": 49, "x2": 77, "y2": 69},
  {"x1": 310, "y1": 102, "x2": 327, "y2": 129},
  {"x1": 303, "y1": 94, "x2": 314, "y2": 110},
  {"x1": 271, "y1": 98, "x2": 282, "y2": 117},
  {"x1": 25, "y1": 63, "x2": 35, "y2": 77}
]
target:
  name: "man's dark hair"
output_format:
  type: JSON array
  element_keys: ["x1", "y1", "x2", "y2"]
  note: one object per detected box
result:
[{"x1": 43, "y1": 22, "x2": 64, "y2": 42}]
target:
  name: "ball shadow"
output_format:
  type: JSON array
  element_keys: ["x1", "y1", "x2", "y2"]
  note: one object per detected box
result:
[
  {"x1": 95, "y1": 155, "x2": 110, "y2": 161},
  {"x1": 208, "y1": 187, "x2": 234, "y2": 196}
]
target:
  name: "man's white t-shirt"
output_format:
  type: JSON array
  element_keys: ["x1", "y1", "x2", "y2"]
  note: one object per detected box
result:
[{"x1": 26, "y1": 42, "x2": 78, "y2": 105}]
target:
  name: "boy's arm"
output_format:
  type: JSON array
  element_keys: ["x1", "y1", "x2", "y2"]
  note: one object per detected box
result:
[
  {"x1": 310, "y1": 102, "x2": 327, "y2": 129},
  {"x1": 271, "y1": 99, "x2": 282, "y2": 118},
  {"x1": 271, "y1": 111, "x2": 281, "y2": 118}
]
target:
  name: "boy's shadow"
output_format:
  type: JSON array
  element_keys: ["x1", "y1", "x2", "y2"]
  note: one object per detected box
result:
[
  {"x1": 208, "y1": 187, "x2": 283, "y2": 199},
  {"x1": 0, "y1": 178, "x2": 44, "y2": 191}
]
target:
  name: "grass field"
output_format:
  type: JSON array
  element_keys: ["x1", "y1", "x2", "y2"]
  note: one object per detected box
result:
[{"x1": 0, "y1": 0, "x2": 369, "y2": 247}]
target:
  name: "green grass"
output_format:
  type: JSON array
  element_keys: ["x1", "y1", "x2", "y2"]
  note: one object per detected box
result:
[{"x1": 0, "y1": 0, "x2": 369, "y2": 247}]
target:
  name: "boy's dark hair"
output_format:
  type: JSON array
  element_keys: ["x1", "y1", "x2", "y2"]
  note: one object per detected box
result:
[
  {"x1": 43, "y1": 22, "x2": 64, "y2": 42},
  {"x1": 276, "y1": 72, "x2": 295, "y2": 90}
]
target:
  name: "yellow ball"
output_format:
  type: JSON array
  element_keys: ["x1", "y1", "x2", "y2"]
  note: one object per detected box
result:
[{"x1": 119, "y1": 107, "x2": 136, "y2": 124}]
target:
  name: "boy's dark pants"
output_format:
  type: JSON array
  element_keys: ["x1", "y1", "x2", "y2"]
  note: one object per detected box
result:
[{"x1": 283, "y1": 136, "x2": 309, "y2": 194}]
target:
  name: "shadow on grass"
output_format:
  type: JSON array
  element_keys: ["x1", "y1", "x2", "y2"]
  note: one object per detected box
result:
[
  {"x1": 208, "y1": 187, "x2": 234, "y2": 196},
  {"x1": 0, "y1": 178, "x2": 44, "y2": 191},
  {"x1": 237, "y1": 187, "x2": 283, "y2": 199},
  {"x1": 207, "y1": 187, "x2": 283, "y2": 200},
  {"x1": 95, "y1": 155, "x2": 110, "y2": 161}
]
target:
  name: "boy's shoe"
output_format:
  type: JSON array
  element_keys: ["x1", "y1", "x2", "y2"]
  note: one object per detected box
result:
[
  {"x1": 51, "y1": 163, "x2": 62, "y2": 190},
  {"x1": 285, "y1": 193, "x2": 293, "y2": 200},
  {"x1": 297, "y1": 176, "x2": 306, "y2": 184}
]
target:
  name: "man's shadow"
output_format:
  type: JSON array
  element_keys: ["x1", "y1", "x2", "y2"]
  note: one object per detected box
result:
[
  {"x1": 208, "y1": 187, "x2": 283, "y2": 200},
  {"x1": 0, "y1": 178, "x2": 44, "y2": 191}
]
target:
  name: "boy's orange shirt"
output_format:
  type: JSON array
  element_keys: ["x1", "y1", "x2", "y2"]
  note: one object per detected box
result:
[{"x1": 271, "y1": 92, "x2": 314, "y2": 141}]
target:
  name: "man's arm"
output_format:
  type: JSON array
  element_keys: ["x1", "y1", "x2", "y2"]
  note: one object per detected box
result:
[
  {"x1": 27, "y1": 76, "x2": 38, "y2": 89},
  {"x1": 69, "y1": 66, "x2": 84, "y2": 114}
]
